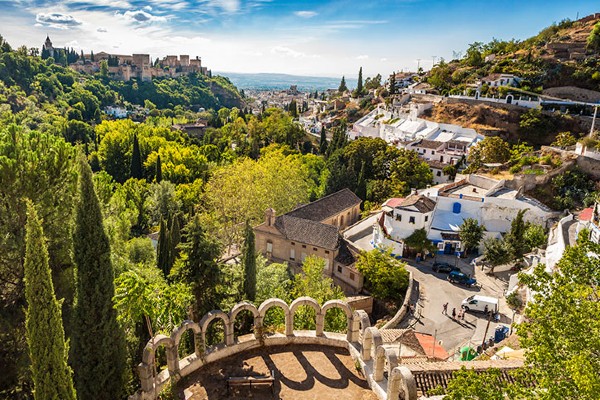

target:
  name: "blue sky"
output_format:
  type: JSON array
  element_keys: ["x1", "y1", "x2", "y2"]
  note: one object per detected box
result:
[{"x1": 0, "y1": 0, "x2": 597, "y2": 77}]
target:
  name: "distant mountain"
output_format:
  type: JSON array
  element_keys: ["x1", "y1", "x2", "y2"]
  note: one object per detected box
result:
[{"x1": 216, "y1": 71, "x2": 358, "y2": 92}]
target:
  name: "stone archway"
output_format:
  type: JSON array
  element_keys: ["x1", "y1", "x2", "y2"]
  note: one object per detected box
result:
[
  {"x1": 373, "y1": 345, "x2": 398, "y2": 382},
  {"x1": 199, "y1": 310, "x2": 230, "y2": 348},
  {"x1": 387, "y1": 366, "x2": 417, "y2": 400},
  {"x1": 171, "y1": 320, "x2": 202, "y2": 366},
  {"x1": 258, "y1": 298, "x2": 291, "y2": 335},
  {"x1": 228, "y1": 301, "x2": 260, "y2": 343},
  {"x1": 320, "y1": 299, "x2": 353, "y2": 340},
  {"x1": 361, "y1": 327, "x2": 382, "y2": 361},
  {"x1": 290, "y1": 296, "x2": 322, "y2": 335}
]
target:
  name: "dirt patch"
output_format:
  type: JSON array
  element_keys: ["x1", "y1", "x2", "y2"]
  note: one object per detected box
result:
[{"x1": 179, "y1": 344, "x2": 377, "y2": 400}]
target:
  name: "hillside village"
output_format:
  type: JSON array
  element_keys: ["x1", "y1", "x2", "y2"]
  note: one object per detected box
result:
[{"x1": 1, "y1": 9, "x2": 600, "y2": 400}]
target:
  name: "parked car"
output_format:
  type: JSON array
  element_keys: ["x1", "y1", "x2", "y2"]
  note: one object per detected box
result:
[
  {"x1": 448, "y1": 271, "x2": 477, "y2": 287},
  {"x1": 432, "y1": 262, "x2": 460, "y2": 274},
  {"x1": 461, "y1": 295, "x2": 498, "y2": 313}
]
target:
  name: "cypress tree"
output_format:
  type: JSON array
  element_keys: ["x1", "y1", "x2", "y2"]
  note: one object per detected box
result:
[
  {"x1": 90, "y1": 50, "x2": 94, "y2": 62},
  {"x1": 130, "y1": 134, "x2": 143, "y2": 179},
  {"x1": 155, "y1": 154, "x2": 162, "y2": 183},
  {"x1": 71, "y1": 155, "x2": 126, "y2": 400},
  {"x1": 355, "y1": 67, "x2": 363, "y2": 97},
  {"x1": 356, "y1": 161, "x2": 367, "y2": 202},
  {"x1": 319, "y1": 126, "x2": 328, "y2": 155},
  {"x1": 157, "y1": 218, "x2": 170, "y2": 276},
  {"x1": 24, "y1": 201, "x2": 76, "y2": 400},
  {"x1": 168, "y1": 215, "x2": 181, "y2": 271},
  {"x1": 338, "y1": 76, "x2": 348, "y2": 93},
  {"x1": 242, "y1": 220, "x2": 256, "y2": 301}
]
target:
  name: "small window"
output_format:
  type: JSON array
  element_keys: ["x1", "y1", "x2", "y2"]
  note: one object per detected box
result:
[
  {"x1": 302, "y1": 244, "x2": 306, "y2": 248},
  {"x1": 325, "y1": 250, "x2": 330, "y2": 254},
  {"x1": 291, "y1": 242, "x2": 295, "y2": 245},
  {"x1": 425, "y1": 215, "x2": 429, "y2": 222},
  {"x1": 290, "y1": 248, "x2": 295, "y2": 261},
  {"x1": 266, "y1": 241, "x2": 273, "y2": 253},
  {"x1": 395, "y1": 214, "x2": 402, "y2": 222},
  {"x1": 349, "y1": 272, "x2": 355, "y2": 280},
  {"x1": 432, "y1": 150, "x2": 435, "y2": 155},
  {"x1": 313, "y1": 247, "x2": 317, "y2": 251},
  {"x1": 409, "y1": 216, "x2": 415, "y2": 224},
  {"x1": 337, "y1": 266, "x2": 342, "y2": 273},
  {"x1": 437, "y1": 171, "x2": 441, "y2": 177}
]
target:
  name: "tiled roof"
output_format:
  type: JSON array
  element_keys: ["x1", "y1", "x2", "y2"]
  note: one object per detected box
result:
[
  {"x1": 398, "y1": 195, "x2": 436, "y2": 213},
  {"x1": 579, "y1": 207, "x2": 593, "y2": 221},
  {"x1": 285, "y1": 188, "x2": 361, "y2": 222},
  {"x1": 383, "y1": 197, "x2": 405, "y2": 208},
  {"x1": 274, "y1": 215, "x2": 340, "y2": 250},
  {"x1": 334, "y1": 240, "x2": 357, "y2": 266},
  {"x1": 426, "y1": 159, "x2": 449, "y2": 170},
  {"x1": 415, "y1": 139, "x2": 443, "y2": 149}
]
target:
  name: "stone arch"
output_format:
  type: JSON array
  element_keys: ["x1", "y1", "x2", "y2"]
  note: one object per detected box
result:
[
  {"x1": 506, "y1": 94, "x2": 513, "y2": 104},
  {"x1": 387, "y1": 366, "x2": 418, "y2": 400},
  {"x1": 141, "y1": 334, "x2": 179, "y2": 380},
  {"x1": 228, "y1": 301, "x2": 260, "y2": 343},
  {"x1": 373, "y1": 346, "x2": 398, "y2": 382},
  {"x1": 319, "y1": 299, "x2": 353, "y2": 339},
  {"x1": 351, "y1": 310, "x2": 370, "y2": 343},
  {"x1": 199, "y1": 310, "x2": 230, "y2": 348},
  {"x1": 290, "y1": 296, "x2": 322, "y2": 335},
  {"x1": 361, "y1": 327, "x2": 382, "y2": 361},
  {"x1": 258, "y1": 298, "x2": 291, "y2": 335},
  {"x1": 171, "y1": 320, "x2": 202, "y2": 362}
]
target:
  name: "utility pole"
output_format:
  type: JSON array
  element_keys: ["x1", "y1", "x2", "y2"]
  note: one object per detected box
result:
[
  {"x1": 432, "y1": 56, "x2": 437, "y2": 68},
  {"x1": 481, "y1": 310, "x2": 493, "y2": 348},
  {"x1": 416, "y1": 58, "x2": 422, "y2": 72},
  {"x1": 590, "y1": 105, "x2": 598, "y2": 137}
]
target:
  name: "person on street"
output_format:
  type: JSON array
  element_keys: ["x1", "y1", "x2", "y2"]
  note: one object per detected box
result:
[
  {"x1": 442, "y1": 302, "x2": 448, "y2": 315},
  {"x1": 452, "y1": 307, "x2": 457, "y2": 319}
]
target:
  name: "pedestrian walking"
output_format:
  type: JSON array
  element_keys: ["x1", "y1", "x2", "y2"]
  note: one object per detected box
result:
[
  {"x1": 461, "y1": 309, "x2": 465, "y2": 320},
  {"x1": 457, "y1": 309, "x2": 463, "y2": 320},
  {"x1": 452, "y1": 307, "x2": 457, "y2": 319},
  {"x1": 442, "y1": 302, "x2": 448, "y2": 315}
]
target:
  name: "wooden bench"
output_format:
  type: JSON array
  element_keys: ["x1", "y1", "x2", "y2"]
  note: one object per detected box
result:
[{"x1": 227, "y1": 370, "x2": 275, "y2": 396}]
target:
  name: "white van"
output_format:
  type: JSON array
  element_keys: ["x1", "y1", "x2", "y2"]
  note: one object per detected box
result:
[{"x1": 461, "y1": 295, "x2": 498, "y2": 313}]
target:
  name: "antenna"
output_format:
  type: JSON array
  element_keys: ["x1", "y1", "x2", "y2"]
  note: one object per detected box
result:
[
  {"x1": 416, "y1": 58, "x2": 422, "y2": 71},
  {"x1": 432, "y1": 56, "x2": 437, "y2": 68}
]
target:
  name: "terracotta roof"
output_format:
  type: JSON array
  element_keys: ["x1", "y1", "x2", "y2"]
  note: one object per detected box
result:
[
  {"x1": 383, "y1": 197, "x2": 405, "y2": 208},
  {"x1": 579, "y1": 207, "x2": 593, "y2": 221},
  {"x1": 285, "y1": 188, "x2": 361, "y2": 222},
  {"x1": 274, "y1": 215, "x2": 340, "y2": 250},
  {"x1": 398, "y1": 195, "x2": 436, "y2": 213},
  {"x1": 415, "y1": 139, "x2": 443, "y2": 149},
  {"x1": 414, "y1": 332, "x2": 450, "y2": 360}
]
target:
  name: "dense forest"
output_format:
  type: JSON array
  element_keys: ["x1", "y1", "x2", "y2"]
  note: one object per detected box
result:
[{"x1": 0, "y1": 36, "x2": 429, "y2": 398}]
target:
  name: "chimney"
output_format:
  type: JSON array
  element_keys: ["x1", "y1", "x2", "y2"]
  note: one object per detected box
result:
[
  {"x1": 265, "y1": 208, "x2": 276, "y2": 226},
  {"x1": 411, "y1": 188, "x2": 417, "y2": 195}
]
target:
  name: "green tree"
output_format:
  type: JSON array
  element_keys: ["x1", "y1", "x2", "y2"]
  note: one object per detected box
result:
[
  {"x1": 356, "y1": 161, "x2": 367, "y2": 201},
  {"x1": 170, "y1": 215, "x2": 222, "y2": 320},
  {"x1": 71, "y1": 155, "x2": 126, "y2": 400},
  {"x1": 469, "y1": 136, "x2": 511, "y2": 164},
  {"x1": 524, "y1": 223, "x2": 547, "y2": 252},
  {"x1": 157, "y1": 218, "x2": 170, "y2": 276},
  {"x1": 429, "y1": 367, "x2": 531, "y2": 399},
  {"x1": 356, "y1": 249, "x2": 409, "y2": 301},
  {"x1": 506, "y1": 209, "x2": 528, "y2": 260},
  {"x1": 353, "y1": 67, "x2": 363, "y2": 97},
  {"x1": 24, "y1": 201, "x2": 76, "y2": 400},
  {"x1": 319, "y1": 126, "x2": 328, "y2": 155},
  {"x1": 517, "y1": 235, "x2": 600, "y2": 399},
  {"x1": 459, "y1": 218, "x2": 485, "y2": 255},
  {"x1": 388, "y1": 72, "x2": 396, "y2": 95},
  {"x1": 242, "y1": 220, "x2": 257, "y2": 301},
  {"x1": 155, "y1": 154, "x2": 162, "y2": 183},
  {"x1": 168, "y1": 215, "x2": 181, "y2": 272},
  {"x1": 130, "y1": 134, "x2": 143, "y2": 179},
  {"x1": 100, "y1": 60, "x2": 108, "y2": 78},
  {"x1": 587, "y1": 21, "x2": 600, "y2": 52},
  {"x1": 552, "y1": 131, "x2": 577, "y2": 147},
  {"x1": 483, "y1": 237, "x2": 512, "y2": 271},
  {"x1": 403, "y1": 228, "x2": 436, "y2": 256},
  {"x1": 519, "y1": 108, "x2": 555, "y2": 142},
  {"x1": 338, "y1": 76, "x2": 348, "y2": 93}
]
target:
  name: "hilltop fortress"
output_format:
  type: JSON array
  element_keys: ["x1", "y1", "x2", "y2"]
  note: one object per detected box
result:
[{"x1": 43, "y1": 35, "x2": 210, "y2": 82}]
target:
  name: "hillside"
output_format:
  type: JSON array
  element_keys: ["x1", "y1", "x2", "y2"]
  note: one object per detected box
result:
[
  {"x1": 426, "y1": 13, "x2": 600, "y2": 96},
  {"x1": 421, "y1": 100, "x2": 589, "y2": 145}
]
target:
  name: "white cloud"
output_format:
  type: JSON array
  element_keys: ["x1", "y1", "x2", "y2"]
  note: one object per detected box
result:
[
  {"x1": 97, "y1": 27, "x2": 108, "y2": 32},
  {"x1": 356, "y1": 54, "x2": 369, "y2": 60},
  {"x1": 36, "y1": 12, "x2": 82, "y2": 29},
  {"x1": 271, "y1": 45, "x2": 305, "y2": 58},
  {"x1": 121, "y1": 10, "x2": 167, "y2": 23},
  {"x1": 380, "y1": 58, "x2": 388, "y2": 62},
  {"x1": 63, "y1": 0, "x2": 132, "y2": 9},
  {"x1": 294, "y1": 11, "x2": 317, "y2": 18}
]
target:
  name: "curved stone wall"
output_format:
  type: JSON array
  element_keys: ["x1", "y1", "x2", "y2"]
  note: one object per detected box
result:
[{"x1": 133, "y1": 296, "x2": 511, "y2": 400}]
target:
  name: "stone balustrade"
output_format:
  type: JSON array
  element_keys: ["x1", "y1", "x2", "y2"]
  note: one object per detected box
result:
[{"x1": 132, "y1": 296, "x2": 500, "y2": 400}]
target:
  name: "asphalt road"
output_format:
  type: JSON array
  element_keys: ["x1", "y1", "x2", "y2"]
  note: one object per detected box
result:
[{"x1": 397, "y1": 254, "x2": 513, "y2": 358}]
